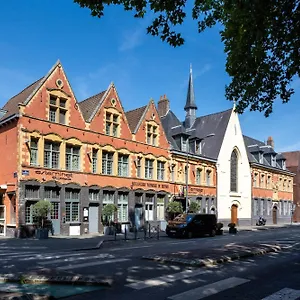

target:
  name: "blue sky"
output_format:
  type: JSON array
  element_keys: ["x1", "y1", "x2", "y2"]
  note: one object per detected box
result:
[{"x1": 0, "y1": 0, "x2": 299, "y2": 152}]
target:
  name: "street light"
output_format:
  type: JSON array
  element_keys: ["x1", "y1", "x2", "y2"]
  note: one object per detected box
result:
[{"x1": 185, "y1": 133, "x2": 215, "y2": 212}]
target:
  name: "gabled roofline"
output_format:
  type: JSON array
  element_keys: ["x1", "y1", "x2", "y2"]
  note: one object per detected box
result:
[
  {"x1": 88, "y1": 82, "x2": 113, "y2": 123},
  {"x1": 132, "y1": 99, "x2": 152, "y2": 134},
  {"x1": 250, "y1": 162, "x2": 295, "y2": 176}
]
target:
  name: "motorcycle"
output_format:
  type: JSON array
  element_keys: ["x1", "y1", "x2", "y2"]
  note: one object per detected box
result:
[{"x1": 256, "y1": 216, "x2": 266, "y2": 226}]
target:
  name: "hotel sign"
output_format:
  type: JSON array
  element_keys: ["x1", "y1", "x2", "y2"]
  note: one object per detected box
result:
[
  {"x1": 131, "y1": 181, "x2": 169, "y2": 190},
  {"x1": 35, "y1": 170, "x2": 73, "y2": 181}
]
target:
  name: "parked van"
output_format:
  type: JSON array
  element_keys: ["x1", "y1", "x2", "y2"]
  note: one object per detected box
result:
[{"x1": 166, "y1": 213, "x2": 217, "y2": 238}]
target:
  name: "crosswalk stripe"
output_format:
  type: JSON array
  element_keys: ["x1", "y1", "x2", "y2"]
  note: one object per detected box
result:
[
  {"x1": 0, "y1": 252, "x2": 37, "y2": 257},
  {"x1": 126, "y1": 269, "x2": 208, "y2": 290},
  {"x1": 261, "y1": 288, "x2": 300, "y2": 300},
  {"x1": 56, "y1": 258, "x2": 130, "y2": 270},
  {"x1": 39, "y1": 253, "x2": 114, "y2": 265},
  {"x1": 168, "y1": 277, "x2": 250, "y2": 300}
]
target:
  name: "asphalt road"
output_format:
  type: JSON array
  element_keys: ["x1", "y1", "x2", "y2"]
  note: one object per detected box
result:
[{"x1": 1, "y1": 227, "x2": 300, "y2": 299}]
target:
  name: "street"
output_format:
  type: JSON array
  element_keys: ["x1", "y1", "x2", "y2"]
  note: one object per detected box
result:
[{"x1": 0, "y1": 227, "x2": 300, "y2": 299}]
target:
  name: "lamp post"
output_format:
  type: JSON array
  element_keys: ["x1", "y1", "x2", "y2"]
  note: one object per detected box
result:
[{"x1": 185, "y1": 133, "x2": 215, "y2": 213}]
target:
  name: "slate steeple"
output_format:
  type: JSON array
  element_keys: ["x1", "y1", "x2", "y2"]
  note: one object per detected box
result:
[{"x1": 184, "y1": 64, "x2": 197, "y2": 128}]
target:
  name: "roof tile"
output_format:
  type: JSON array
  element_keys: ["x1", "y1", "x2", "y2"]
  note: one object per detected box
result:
[{"x1": 125, "y1": 105, "x2": 147, "y2": 133}]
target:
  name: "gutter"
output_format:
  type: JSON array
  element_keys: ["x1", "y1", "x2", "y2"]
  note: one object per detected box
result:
[
  {"x1": 0, "y1": 114, "x2": 19, "y2": 126},
  {"x1": 171, "y1": 150, "x2": 217, "y2": 163},
  {"x1": 250, "y1": 162, "x2": 295, "y2": 176}
]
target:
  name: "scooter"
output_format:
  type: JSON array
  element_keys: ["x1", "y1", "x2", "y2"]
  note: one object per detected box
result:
[{"x1": 256, "y1": 216, "x2": 266, "y2": 226}]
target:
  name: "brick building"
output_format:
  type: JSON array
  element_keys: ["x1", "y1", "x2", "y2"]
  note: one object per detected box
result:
[
  {"x1": 244, "y1": 136, "x2": 294, "y2": 225},
  {"x1": 282, "y1": 151, "x2": 300, "y2": 222},
  {"x1": 0, "y1": 61, "x2": 218, "y2": 236}
]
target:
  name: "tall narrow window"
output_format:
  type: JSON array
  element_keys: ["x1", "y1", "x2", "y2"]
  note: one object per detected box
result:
[
  {"x1": 136, "y1": 157, "x2": 142, "y2": 178},
  {"x1": 117, "y1": 192, "x2": 128, "y2": 222},
  {"x1": 30, "y1": 138, "x2": 38, "y2": 166},
  {"x1": 196, "y1": 169, "x2": 202, "y2": 185},
  {"x1": 102, "y1": 151, "x2": 114, "y2": 175},
  {"x1": 206, "y1": 170, "x2": 211, "y2": 186},
  {"x1": 65, "y1": 188, "x2": 80, "y2": 222},
  {"x1": 157, "y1": 161, "x2": 165, "y2": 180},
  {"x1": 105, "y1": 112, "x2": 119, "y2": 137},
  {"x1": 145, "y1": 159, "x2": 153, "y2": 179},
  {"x1": 118, "y1": 154, "x2": 129, "y2": 177},
  {"x1": 48, "y1": 95, "x2": 67, "y2": 124},
  {"x1": 44, "y1": 141, "x2": 60, "y2": 169},
  {"x1": 146, "y1": 124, "x2": 158, "y2": 146},
  {"x1": 230, "y1": 150, "x2": 238, "y2": 192},
  {"x1": 92, "y1": 149, "x2": 98, "y2": 173},
  {"x1": 66, "y1": 145, "x2": 80, "y2": 171}
]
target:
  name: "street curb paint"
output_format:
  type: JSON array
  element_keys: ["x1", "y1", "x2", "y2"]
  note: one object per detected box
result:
[
  {"x1": 0, "y1": 274, "x2": 112, "y2": 287},
  {"x1": 142, "y1": 245, "x2": 282, "y2": 267}
]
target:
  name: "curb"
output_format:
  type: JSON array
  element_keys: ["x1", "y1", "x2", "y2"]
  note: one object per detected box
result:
[
  {"x1": 72, "y1": 240, "x2": 104, "y2": 252},
  {"x1": 142, "y1": 245, "x2": 282, "y2": 267},
  {"x1": 0, "y1": 274, "x2": 112, "y2": 287}
]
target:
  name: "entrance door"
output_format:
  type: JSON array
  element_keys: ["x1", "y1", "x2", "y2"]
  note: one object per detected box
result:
[
  {"x1": 272, "y1": 206, "x2": 278, "y2": 224},
  {"x1": 50, "y1": 202, "x2": 60, "y2": 235},
  {"x1": 134, "y1": 204, "x2": 143, "y2": 230},
  {"x1": 0, "y1": 205, "x2": 6, "y2": 236},
  {"x1": 89, "y1": 203, "x2": 99, "y2": 233},
  {"x1": 231, "y1": 204, "x2": 238, "y2": 225}
]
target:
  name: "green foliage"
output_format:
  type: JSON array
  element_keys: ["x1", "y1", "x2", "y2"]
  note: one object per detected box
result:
[
  {"x1": 32, "y1": 200, "x2": 53, "y2": 228},
  {"x1": 166, "y1": 201, "x2": 183, "y2": 214},
  {"x1": 74, "y1": 0, "x2": 300, "y2": 116},
  {"x1": 188, "y1": 201, "x2": 200, "y2": 213},
  {"x1": 102, "y1": 203, "x2": 117, "y2": 219}
]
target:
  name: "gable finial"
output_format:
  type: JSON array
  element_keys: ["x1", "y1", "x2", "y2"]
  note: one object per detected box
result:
[{"x1": 190, "y1": 63, "x2": 192, "y2": 76}]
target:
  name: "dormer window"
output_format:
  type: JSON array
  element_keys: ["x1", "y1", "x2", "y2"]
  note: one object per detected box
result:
[
  {"x1": 282, "y1": 160, "x2": 286, "y2": 170},
  {"x1": 259, "y1": 153, "x2": 264, "y2": 164},
  {"x1": 105, "y1": 112, "x2": 119, "y2": 137},
  {"x1": 181, "y1": 137, "x2": 187, "y2": 152},
  {"x1": 195, "y1": 140, "x2": 202, "y2": 155},
  {"x1": 271, "y1": 155, "x2": 276, "y2": 167},
  {"x1": 146, "y1": 123, "x2": 158, "y2": 146}
]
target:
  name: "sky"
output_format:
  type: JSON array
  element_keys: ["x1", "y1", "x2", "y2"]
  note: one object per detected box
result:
[{"x1": 0, "y1": 0, "x2": 299, "y2": 152}]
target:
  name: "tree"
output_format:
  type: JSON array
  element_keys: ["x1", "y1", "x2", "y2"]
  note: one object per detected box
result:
[
  {"x1": 32, "y1": 200, "x2": 53, "y2": 228},
  {"x1": 74, "y1": 0, "x2": 300, "y2": 117},
  {"x1": 166, "y1": 201, "x2": 183, "y2": 220},
  {"x1": 188, "y1": 201, "x2": 200, "y2": 213}
]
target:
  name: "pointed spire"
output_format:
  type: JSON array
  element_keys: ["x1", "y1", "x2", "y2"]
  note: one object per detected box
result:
[
  {"x1": 184, "y1": 64, "x2": 197, "y2": 111},
  {"x1": 233, "y1": 98, "x2": 236, "y2": 109}
]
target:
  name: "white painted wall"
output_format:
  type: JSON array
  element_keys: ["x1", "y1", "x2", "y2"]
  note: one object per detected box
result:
[{"x1": 217, "y1": 109, "x2": 252, "y2": 221}]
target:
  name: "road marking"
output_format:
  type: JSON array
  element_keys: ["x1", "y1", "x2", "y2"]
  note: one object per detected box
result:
[
  {"x1": 0, "y1": 247, "x2": 47, "y2": 250},
  {"x1": 56, "y1": 258, "x2": 130, "y2": 270},
  {"x1": 0, "y1": 252, "x2": 36, "y2": 257},
  {"x1": 126, "y1": 269, "x2": 208, "y2": 290},
  {"x1": 20, "y1": 252, "x2": 85, "y2": 261},
  {"x1": 261, "y1": 288, "x2": 300, "y2": 300},
  {"x1": 110, "y1": 245, "x2": 152, "y2": 251},
  {"x1": 169, "y1": 241, "x2": 196, "y2": 245},
  {"x1": 168, "y1": 277, "x2": 250, "y2": 300},
  {"x1": 39, "y1": 253, "x2": 115, "y2": 265}
]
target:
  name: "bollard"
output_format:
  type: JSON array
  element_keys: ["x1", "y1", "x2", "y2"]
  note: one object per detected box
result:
[
  {"x1": 144, "y1": 225, "x2": 147, "y2": 240},
  {"x1": 148, "y1": 223, "x2": 151, "y2": 238},
  {"x1": 157, "y1": 225, "x2": 160, "y2": 240},
  {"x1": 134, "y1": 225, "x2": 137, "y2": 240},
  {"x1": 124, "y1": 225, "x2": 127, "y2": 240},
  {"x1": 114, "y1": 224, "x2": 117, "y2": 241}
]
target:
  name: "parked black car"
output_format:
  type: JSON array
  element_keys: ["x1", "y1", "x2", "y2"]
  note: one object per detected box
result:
[{"x1": 166, "y1": 213, "x2": 217, "y2": 238}]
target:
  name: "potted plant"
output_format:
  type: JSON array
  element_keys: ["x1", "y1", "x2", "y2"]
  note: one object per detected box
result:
[
  {"x1": 228, "y1": 222, "x2": 237, "y2": 234},
  {"x1": 216, "y1": 222, "x2": 224, "y2": 235},
  {"x1": 166, "y1": 201, "x2": 183, "y2": 220},
  {"x1": 102, "y1": 203, "x2": 117, "y2": 235},
  {"x1": 188, "y1": 201, "x2": 200, "y2": 213},
  {"x1": 32, "y1": 200, "x2": 53, "y2": 239}
]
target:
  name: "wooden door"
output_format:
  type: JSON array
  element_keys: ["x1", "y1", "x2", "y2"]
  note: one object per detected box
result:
[
  {"x1": 272, "y1": 207, "x2": 277, "y2": 224},
  {"x1": 231, "y1": 204, "x2": 238, "y2": 225}
]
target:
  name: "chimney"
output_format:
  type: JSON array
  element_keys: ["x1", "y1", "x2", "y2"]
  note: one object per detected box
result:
[
  {"x1": 157, "y1": 95, "x2": 170, "y2": 117},
  {"x1": 267, "y1": 136, "x2": 274, "y2": 149}
]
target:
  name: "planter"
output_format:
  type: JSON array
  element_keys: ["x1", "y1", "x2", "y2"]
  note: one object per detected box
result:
[
  {"x1": 229, "y1": 227, "x2": 237, "y2": 234},
  {"x1": 35, "y1": 228, "x2": 49, "y2": 239},
  {"x1": 216, "y1": 229, "x2": 223, "y2": 235}
]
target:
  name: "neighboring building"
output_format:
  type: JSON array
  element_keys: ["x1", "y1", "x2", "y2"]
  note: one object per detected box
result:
[
  {"x1": 159, "y1": 67, "x2": 293, "y2": 226},
  {"x1": 0, "y1": 60, "x2": 173, "y2": 236},
  {"x1": 244, "y1": 136, "x2": 294, "y2": 225},
  {"x1": 160, "y1": 68, "x2": 251, "y2": 226},
  {"x1": 282, "y1": 151, "x2": 300, "y2": 222}
]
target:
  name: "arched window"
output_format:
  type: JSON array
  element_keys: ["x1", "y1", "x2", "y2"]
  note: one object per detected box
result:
[{"x1": 230, "y1": 150, "x2": 238, "y2": 192}]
